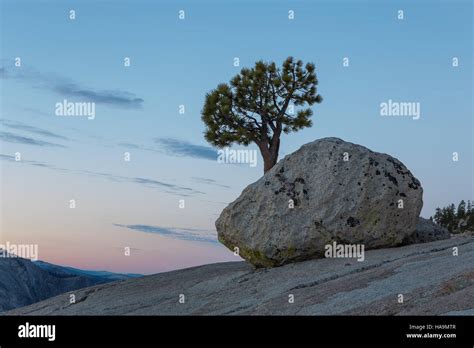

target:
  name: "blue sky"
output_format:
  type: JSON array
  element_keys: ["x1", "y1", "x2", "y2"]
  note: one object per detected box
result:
[{"x1": 0, "y1": 0, "x2": 472, "y2": 274}]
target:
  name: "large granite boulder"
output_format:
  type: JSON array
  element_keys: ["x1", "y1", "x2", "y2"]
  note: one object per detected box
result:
[
  {"x1": 216, "y1": 137, "x2": 423, "y2": 267},
  {"x1": 403, "y1": 217, "x2": 450, "y2": 244}
]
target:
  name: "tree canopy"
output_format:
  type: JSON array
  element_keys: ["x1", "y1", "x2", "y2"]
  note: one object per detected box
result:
[{"x1": 201, "y1": 57, "x2": 322, "y2": 173}]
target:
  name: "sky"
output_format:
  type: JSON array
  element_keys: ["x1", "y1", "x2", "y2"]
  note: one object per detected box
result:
[{"x1": 0, "y1": 0, "x2": 472, "y2": 274}]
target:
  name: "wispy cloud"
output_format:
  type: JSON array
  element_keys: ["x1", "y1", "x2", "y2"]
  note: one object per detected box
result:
[
  {"x1": 0, "y1": 154, "x2": 17, "y2": 161},
  {"x1": 1, "y1": 66, "x2": 144, "y2": 109},
  {"x1": 0, "y1": 131, "x2": 67, "y2": 148},
  {"x1": 20, "y1": 106, "x2": 51, "y2": 117},
  {"x1": 118, "y1": 142, "x2": 142, "y2": 150},
  {"x1": 0, "y1": 154, "x2": 203, "y2": 196},
  {"x1": 53, "y1": 83, "x2": 144, "y2": 108},
  {"x1": 114, "y1": 224, "x2": 218, "y2": 244},
  {"x1": 191, "y1": 177, "x2": 231, "y2": 189},
  {"x1": 119, "y1": 139, "x2": 218, "y2": 161},
  {"x1": 121, "y1": 176, "x2": 203, "y2": 195},
  {"x1": 199, "y1": 199, "x2": 230, "y2": 206},
  {"x1": 154, "y1": 138, "x2": 217, "y2": 160},
  {"x1": 75, "y1": 171, "x2": 204, "y2": 196},
  {"x1": 118, "y1": 142, "x2": 158, "y2": 153},
  {"x1": 0, "y1": 154, "x2": 57, "y2": 168},
  {"x1": 1, "y1": 119, "x2": 69, "y2": 140}
]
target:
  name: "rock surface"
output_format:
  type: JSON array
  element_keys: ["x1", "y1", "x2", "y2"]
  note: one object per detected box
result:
[
  {"x1": 403, "y1": 217, "x2": 451, "y2": 244},
  {"x1": 6, "y1": 236, "x2": 473, "y2": 316},
  {"x1": 216, "y1": 137, "x2": 423, "y2": 267}
]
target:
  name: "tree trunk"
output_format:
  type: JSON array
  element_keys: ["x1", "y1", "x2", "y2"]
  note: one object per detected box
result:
[
  {"x1": 263, "y1": 153, "x2": 278, "y2": 174},
  {"x1": 260, "y1": 138, "x2": 280, "y2": 174}
]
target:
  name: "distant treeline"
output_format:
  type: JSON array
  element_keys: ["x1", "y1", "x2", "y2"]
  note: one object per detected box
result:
[{"x1": 430, "y1": 200, "x2": 474, "y2": 233}]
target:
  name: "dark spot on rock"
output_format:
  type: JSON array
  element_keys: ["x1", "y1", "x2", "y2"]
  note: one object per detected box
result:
[
  {"x1": 376, "y1": 170, "x2": 381, "y2": 175},
  {"x1": 387, "y1": 157, "x2": 404, "y2": 172},
  {"x1": 346, "y1": 217, "x2": 360, "y2": 227},
  {"x1": 295, "y1": 177, "x2": 305, "y2": 184},
  {"x1": 369, "y1": 157, "x2": 379, "y2": 166},
  {"x1": 279, "y1": 166, "x2": 285, "y2": 173},
  {"x1": 264, "y1": 181, "x2": 270, "y2": 186},
  {"x1": 399, "y1": 192, "x2": 407, "y2": 197},
  {"x1": 303, "y1": 189, "x2": 308, "y2": 195},
  {"x1": 357, "y1": 182, "x2": 361, "y2": 186},
  {"x1": 384, "y1": 171, "x2": 398, "y2": 186},
  {"x1": 390, "y1": 202, "x2": 394, "y2": 206},
  {"x1": 408, "y1": 177, "x2": 420, "y2": 190}
]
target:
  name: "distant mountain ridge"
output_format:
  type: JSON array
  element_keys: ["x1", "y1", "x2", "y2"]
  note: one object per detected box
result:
[
  {"x1": 0, "y1": 252, "x2": 141, "y2": 312},
  {"x1": 34, "y1": 260, "x2": 142, "y2": 281}
]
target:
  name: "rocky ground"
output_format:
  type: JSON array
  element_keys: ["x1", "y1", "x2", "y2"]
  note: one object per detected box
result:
[{"x1": 6, "y1": 234, "x2": 473, "y2": 315}]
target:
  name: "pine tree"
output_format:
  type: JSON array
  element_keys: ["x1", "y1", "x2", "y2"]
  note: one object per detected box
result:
[
  {"x1": 432, "y1": 200, "x2": 474, "y2": 233},
  {"x1": 202, "y1": 57, "x2": 323, "y2": 173},
  {"x1": 467, "y1": 207, "x2": 474, "y2": 230},
  {"x1": 433, "y1": 207, "x2": 442, "y2": 225},
  {"x1": 448, "y1": 204, "x2": 456, "y2": 232},
  {"x1": 457, "y1": 200, "x2": 466, "y2": 219}
]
